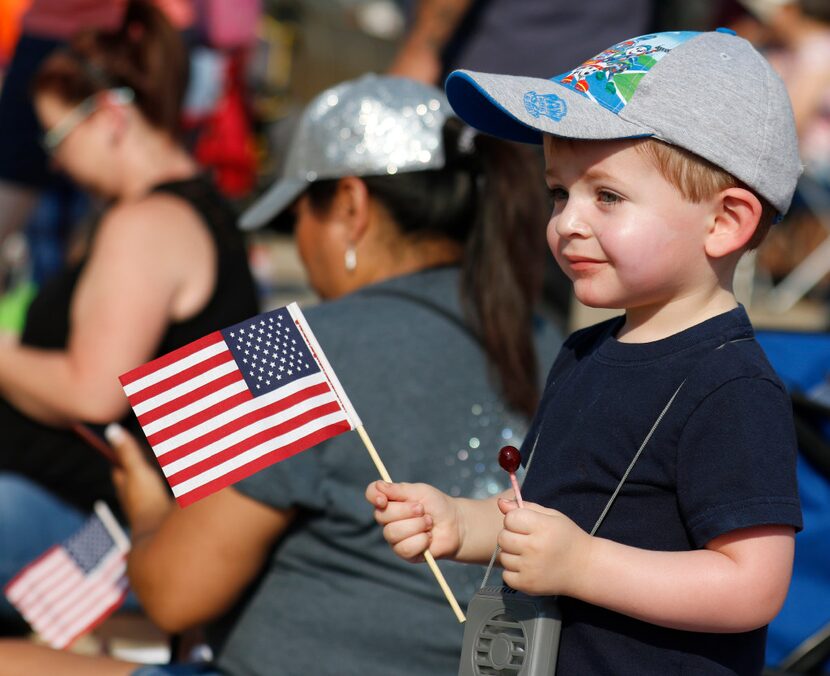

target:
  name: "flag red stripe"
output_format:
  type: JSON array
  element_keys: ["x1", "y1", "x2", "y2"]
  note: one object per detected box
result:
[
  {"x1": 11, "y1": 555, "x2": 81, "y2": 612},
  {"x1": 60, "y1": 587, "x2": 128, "y2": 649},
  {"x1": 175, "y1": 420, "x2": 352, "y2": 507},
  {"x1": 166, "y1": 400, "x2": 344, "y2": 487},
  {"x1": 36, "y1": 554, "x2": 125, "y2": 636},
  {"x1": 42, "y1": 557, "x2": 126, "y2": 643},
  {"x1": 126, "y1": 350, "x2": 235, "y2": 407},
  {"x1": 153, "y1": 381, "x2": 332, "y2": 463},
  {"x1": 137, "y1": 369, "x2": 244, "y2": 427},
  {"x1": 119, "y1": 331, "x2": 224, "y2": 386},
  {"x1": 147, "y1": 389, "x2": 254, "y2": 448}
]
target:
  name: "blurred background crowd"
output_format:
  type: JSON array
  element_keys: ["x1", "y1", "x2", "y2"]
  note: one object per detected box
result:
[
  {"x1": 0, "y1": 0, "x2": 828, "y2": 330},
  {"x1": 0, "y1": 0, "x2": 828, "y2": 674}
]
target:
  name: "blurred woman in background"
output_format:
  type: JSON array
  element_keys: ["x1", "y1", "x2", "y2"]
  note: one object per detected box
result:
[{"x1": 0, "y1": 0, "x2": 257, "y2": 633}]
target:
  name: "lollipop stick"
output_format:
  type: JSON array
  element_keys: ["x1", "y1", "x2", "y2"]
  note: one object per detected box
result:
[
  {"x1": 509, "y1": 472, "x2": 524, "y2": 508},
  {"x1": 356, "y1": 425, "x2": 466, "y2": 623}
]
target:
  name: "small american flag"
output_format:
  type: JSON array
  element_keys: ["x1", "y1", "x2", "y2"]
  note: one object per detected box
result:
[
  {"x1": 120, "y1": 303, "x2": 361, "y2": 507},
  {"x1": 4, "y1": 502, "x2": 130, "y2": 649}
]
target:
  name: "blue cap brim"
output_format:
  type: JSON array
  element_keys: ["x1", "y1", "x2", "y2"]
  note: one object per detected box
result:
[{"x1": 445, "y1": 71, "x2": 543, "y2": 145}]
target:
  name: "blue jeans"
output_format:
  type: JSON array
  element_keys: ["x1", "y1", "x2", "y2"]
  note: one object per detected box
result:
[{"x1": 0, "y1": 473, "x2": 140, "y2": 625}]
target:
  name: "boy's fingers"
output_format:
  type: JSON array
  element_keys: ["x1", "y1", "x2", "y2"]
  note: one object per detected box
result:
[
  {"x1": 391, "y1": 532, "x2": 431, "y2": 562},
  {"x1": 382, "y1": 515, "x2": 432, "y2": 545},
  {"x1": 373, "y1": 480, "x2": 417, "y2": 502},
  {"x1": 498, "y1": 497, "x2": 519, "y2": 515},
  {"x1": 373, "y1": 500, "x2": 424, "y2": 525}
]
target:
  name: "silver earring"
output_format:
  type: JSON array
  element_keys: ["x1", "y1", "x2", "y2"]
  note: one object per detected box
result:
[{"x1": 344, "y1": 246, "x2": 357, "y2": 272}]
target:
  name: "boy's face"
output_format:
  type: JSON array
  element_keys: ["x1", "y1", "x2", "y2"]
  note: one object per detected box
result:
[{"x1": 543, "y1": 136, "x2": 718, "y2": 311}]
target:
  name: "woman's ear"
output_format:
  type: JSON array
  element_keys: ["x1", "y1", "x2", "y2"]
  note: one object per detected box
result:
[
  {"x1": 704, "y1": 187, "x2": 763, "y2": 259},
  {"x1": 332, "y1": 176, "x2": 371, "y2": 244}
]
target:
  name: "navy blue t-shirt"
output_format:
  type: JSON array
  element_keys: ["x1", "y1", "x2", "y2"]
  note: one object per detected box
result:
[{"x1": 519, "y1": 306, "x2": 802, "y2": 675}]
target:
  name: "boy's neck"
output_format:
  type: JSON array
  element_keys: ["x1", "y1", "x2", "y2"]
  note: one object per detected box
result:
[{"x1": 616, "y1": 288, "x2": 739, "y2": 343}]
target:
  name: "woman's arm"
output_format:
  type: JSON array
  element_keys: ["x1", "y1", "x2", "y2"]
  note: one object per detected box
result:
[
  {"x1": 498, "y1": 500, "x2": 795, "y2": 633},
  {"x1": 0, "y1": 195, "x2": 214, "y2": 426},
  {"x1": 109, "y1": 425, "x2": 294, "y2": 633}
]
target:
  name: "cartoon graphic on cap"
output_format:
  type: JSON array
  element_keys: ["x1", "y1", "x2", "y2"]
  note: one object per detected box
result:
[{"x1": 553, "y1": 31, "x2": 696, "y2": 114}]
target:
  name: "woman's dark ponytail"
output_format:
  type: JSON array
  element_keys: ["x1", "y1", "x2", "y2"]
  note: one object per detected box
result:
[{"x1": 458, "y1": 128, "x2": 548, "y2": 418}]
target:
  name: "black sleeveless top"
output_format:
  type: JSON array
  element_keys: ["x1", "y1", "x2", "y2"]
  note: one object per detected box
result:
[{"x1": 0, "y1": 176, "x2": 259, "y2": 514}]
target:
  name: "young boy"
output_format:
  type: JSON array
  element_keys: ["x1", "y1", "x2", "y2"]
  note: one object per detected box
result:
[{"x1": 367, "y1": 30, "x2": 803, "y2": 674}]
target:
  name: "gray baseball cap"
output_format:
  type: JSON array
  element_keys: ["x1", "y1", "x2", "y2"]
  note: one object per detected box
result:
[
  {"x1": 445, "y1": 29, "x2": 801, "y2": 214},
  {"x1": 240, "y1": 74, "x2": 452, "y2": 230}
]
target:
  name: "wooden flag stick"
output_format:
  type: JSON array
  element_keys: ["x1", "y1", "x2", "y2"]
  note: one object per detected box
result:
[{"x1": 356, "y1": 425, "x2": 466, "y2": 623}]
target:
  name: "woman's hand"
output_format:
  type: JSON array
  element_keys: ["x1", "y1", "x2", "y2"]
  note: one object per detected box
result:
[{"x1": 107, "y1": 423, "x2": 173, "y2": 539}]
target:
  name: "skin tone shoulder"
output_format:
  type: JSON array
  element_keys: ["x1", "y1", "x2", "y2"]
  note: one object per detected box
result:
[
  {"x1": 0, "y1": 91, "x2": 214, "y2": 426},
  {"x1": 367, "y1": 134, "x2": 795, "y2": 634}
]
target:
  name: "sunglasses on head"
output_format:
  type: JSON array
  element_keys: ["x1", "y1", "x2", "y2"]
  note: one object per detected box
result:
[{"x1": 41, "y1": 87, "x2": 135, "y2": 155}]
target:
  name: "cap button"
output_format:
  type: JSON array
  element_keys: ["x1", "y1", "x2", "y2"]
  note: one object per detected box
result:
[{"x1": 715, "y1": 27, "x2": 737, "y2": 35}]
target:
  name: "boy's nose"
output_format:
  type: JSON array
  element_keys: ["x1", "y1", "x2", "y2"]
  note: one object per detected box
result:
[{"x1": 554, "y1": 202, "x2": 591, "y2": 239}]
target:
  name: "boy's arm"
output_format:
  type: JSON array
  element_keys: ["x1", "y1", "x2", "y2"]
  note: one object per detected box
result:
[{"x1": 498, "y1": 500, "x2": 795, "y2": 633}]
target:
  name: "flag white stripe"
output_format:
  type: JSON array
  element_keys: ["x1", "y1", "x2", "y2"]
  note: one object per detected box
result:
[
  {"x1": 122, "y1": 340, "x2": 227, "y2": 396},
  {"x1": 35, "y1": 559, "x2": 124, "y2": 640},
  {"x1": 15, "y1": 557, "x2": 84, "y2": 617},
  {"x1": 163, "y1": 391, "x2": 339, "y2": 475},
  {"x1": 45, "y1": 576, "x2": 128, "y2": 648},
  {"x1": 141, "y1": 379, "x2": 249, "y2": 436},
  {"x1": 39, "y1": 557, "x2": 127, "y2": 646},
  {"x1": 173, "y1": 410, "x2": 348, "y2": 497},
  {"x1": 132, "y1": 359, "x2": 240, "y2": 416},
  {"x1": 288, "y1": 303, "x2": 361, "y2": 428},
  {"x1": 153, "y1": 371, "x2": 328, "y2": 457},
  {"x1": 19, "y1": 550, "x2": 122, "y2": 628},
  {"x1": 6, "y1": 550, "x2": 66, "y2": 602}
]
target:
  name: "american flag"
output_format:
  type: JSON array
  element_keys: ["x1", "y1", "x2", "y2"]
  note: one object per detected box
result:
[
  {"x1": 120, "y1": 303, "x2": 361, "y2": 507},
  {"x1": 4, "y1": 502, "x2": 130, "y2": 649}
]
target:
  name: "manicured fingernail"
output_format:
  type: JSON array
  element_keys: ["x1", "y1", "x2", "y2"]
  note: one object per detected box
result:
[{"x1": 104, "y1": 423, "x2": 125, "y2": 445}]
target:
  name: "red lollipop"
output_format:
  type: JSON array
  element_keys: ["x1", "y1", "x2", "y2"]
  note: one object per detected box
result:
[{"x1": 498, "y1": 445, "x2": 524, "y2": 508}]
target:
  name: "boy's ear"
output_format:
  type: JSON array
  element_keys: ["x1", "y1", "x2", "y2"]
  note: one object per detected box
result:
[
  {"x1": 704, "y1": 187, "x2": 763, "y2": 259},
  {"x1": 331, "y1": 176, "x2": 371, "y2": 244}
]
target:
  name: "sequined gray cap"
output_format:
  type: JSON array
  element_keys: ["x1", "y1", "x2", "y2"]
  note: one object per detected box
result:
[{"x1": 240, "y1": 74, "x2": 451, "y2": 230}]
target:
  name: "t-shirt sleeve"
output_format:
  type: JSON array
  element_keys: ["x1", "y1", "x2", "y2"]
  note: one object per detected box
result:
[{"x1": 676, "y1": 376, "x2": 802, "y2": 548}]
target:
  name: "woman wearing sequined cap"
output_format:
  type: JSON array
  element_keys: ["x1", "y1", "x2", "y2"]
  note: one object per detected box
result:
[{"x1": 0, "y1": 74, "x2": 560, "y2": 674}]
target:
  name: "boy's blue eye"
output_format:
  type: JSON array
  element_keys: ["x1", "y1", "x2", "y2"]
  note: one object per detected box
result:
[
  {"x1": 548, "y1": 187, "x2": 568, "y2": 202},
  {"x1": 597, "y1": 190, "x2": 621, "y2": 205}
]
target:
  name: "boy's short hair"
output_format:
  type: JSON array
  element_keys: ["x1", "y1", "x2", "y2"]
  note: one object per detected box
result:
[
  {"x1": 443, "y1": 30, "x2": 802, "y2": 224},
  {"x1": 636, "y1": 140, "x2": 777, "y2": 250}
]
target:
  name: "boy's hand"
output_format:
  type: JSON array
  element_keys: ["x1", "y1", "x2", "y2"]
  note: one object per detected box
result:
[
  {"x1": 366, "y1": 480, "x2": 461, "y2": 562},
  {"x1": 497, "y1": 498, "x2": 593, "y2": 597}
]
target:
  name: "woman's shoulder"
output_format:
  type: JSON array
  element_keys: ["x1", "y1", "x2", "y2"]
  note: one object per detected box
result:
[{"x1": 98, "y1": 189, "x2": 211, "y2": 247}]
